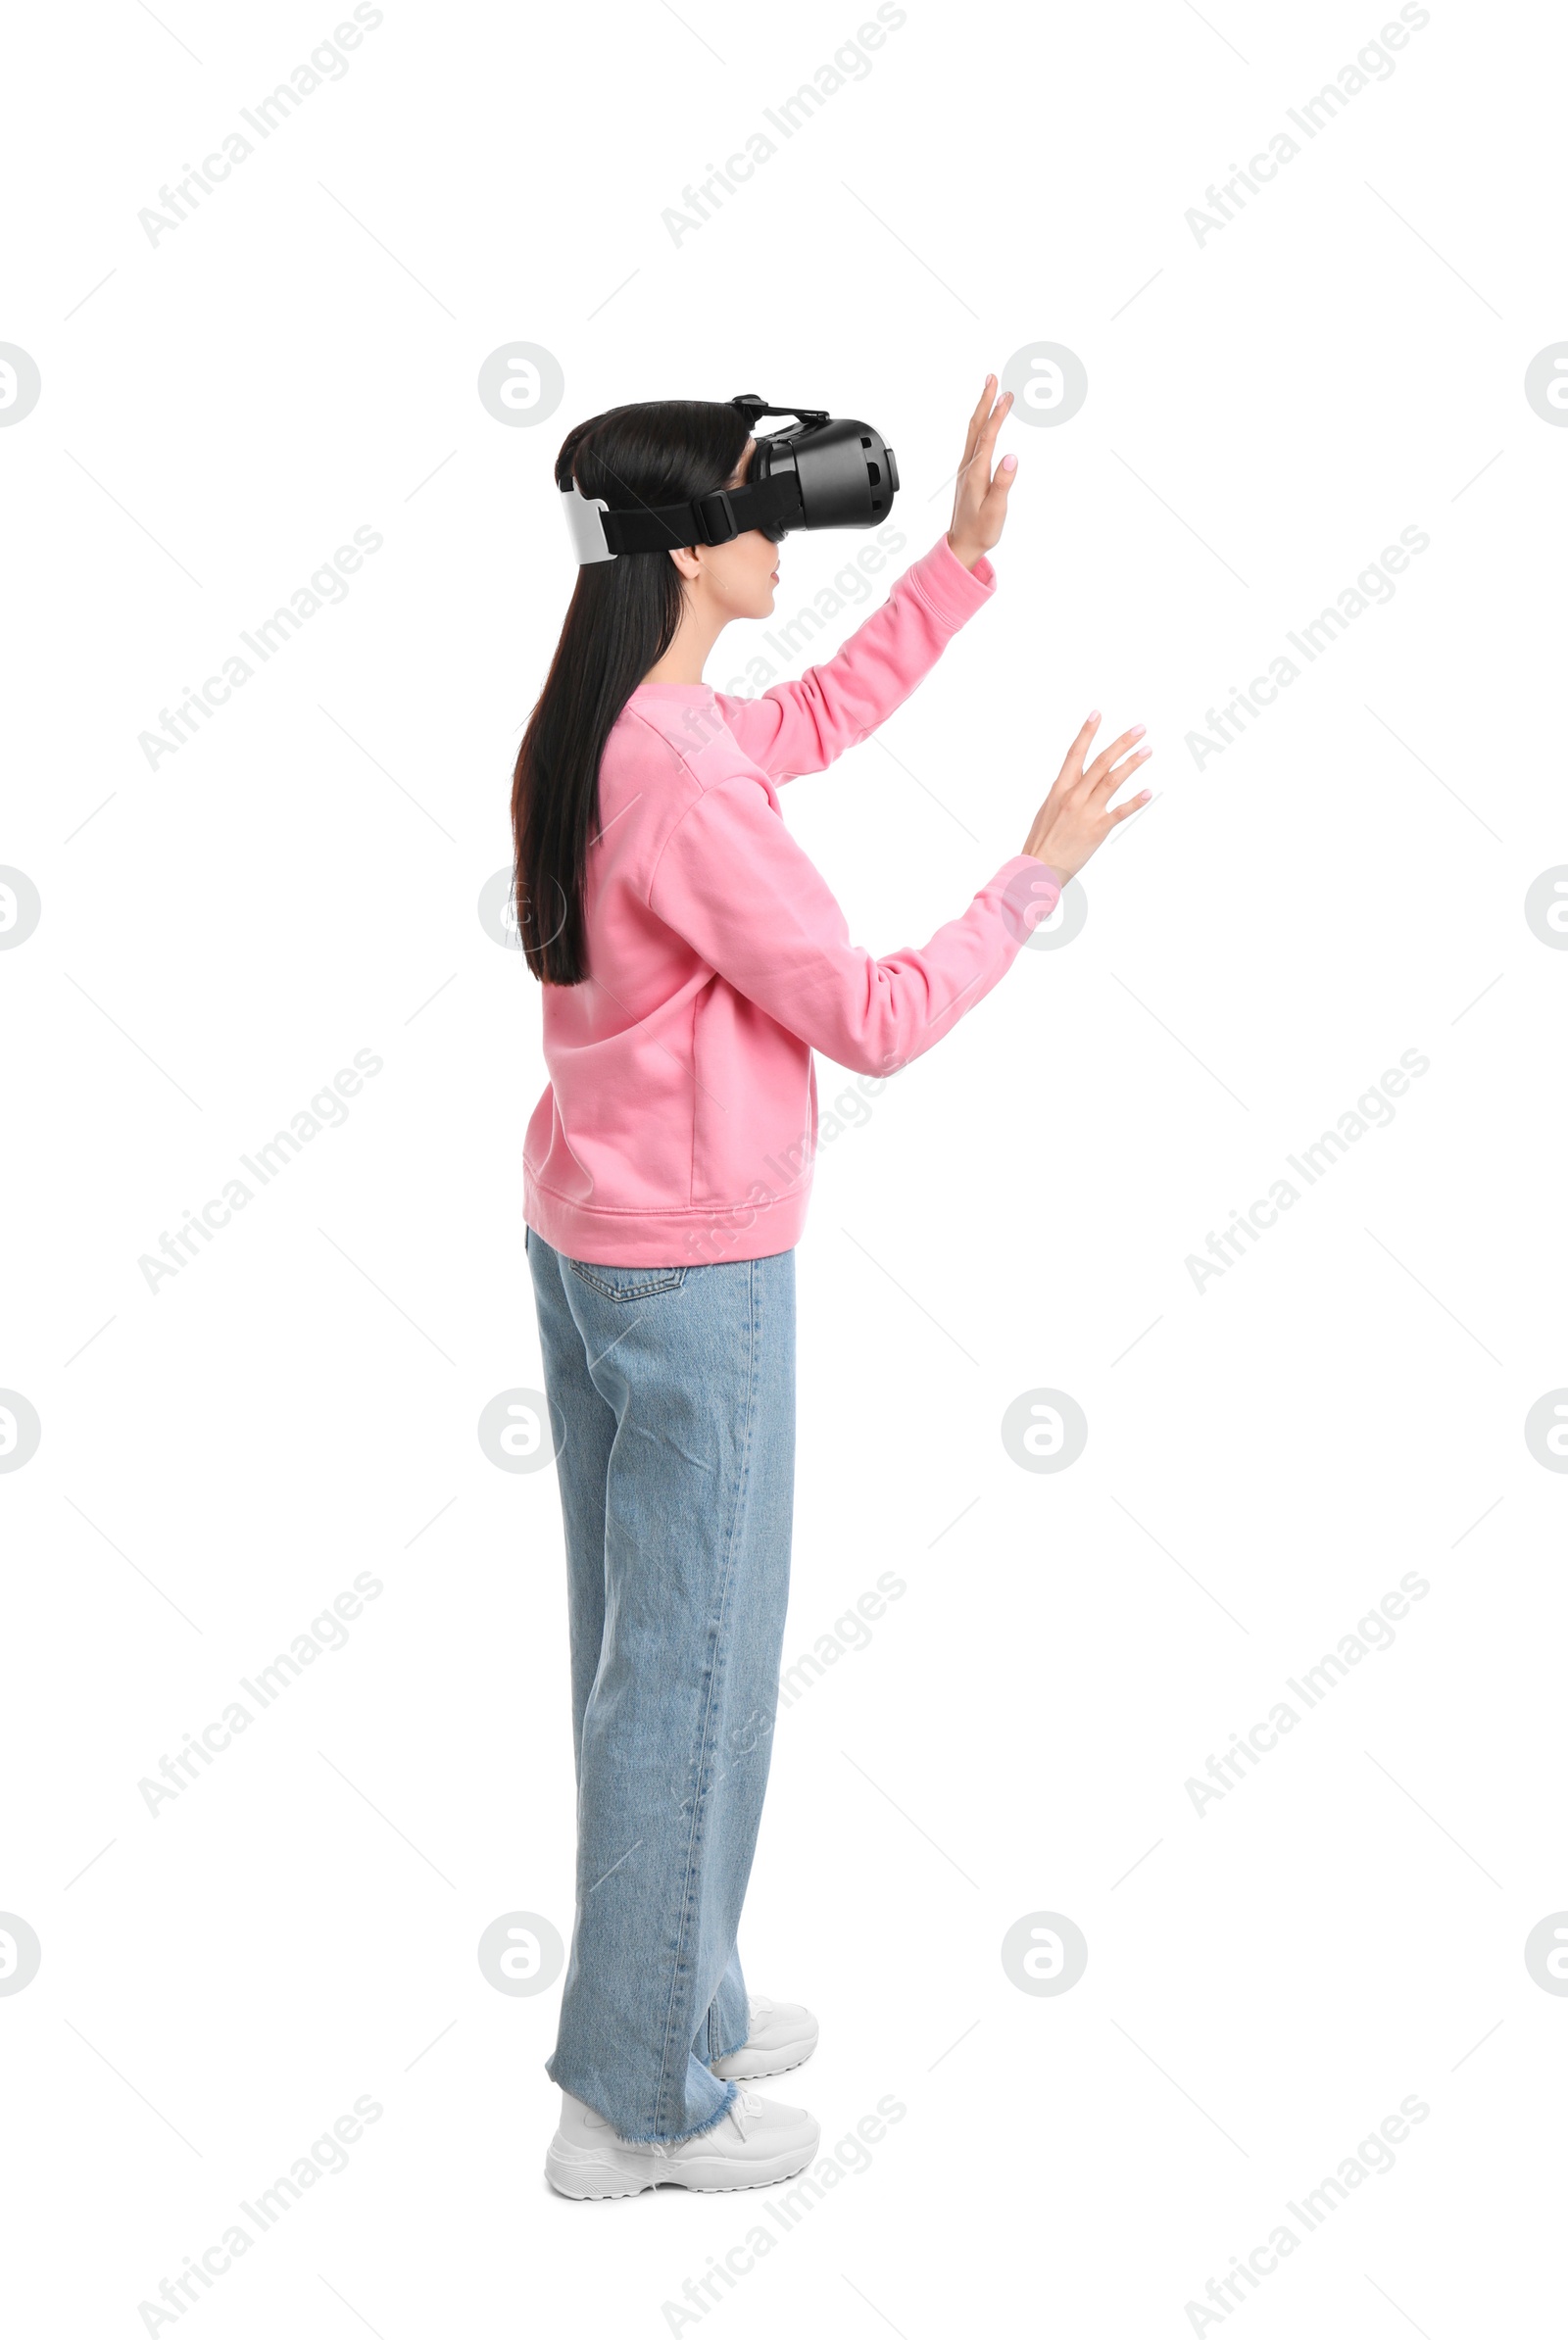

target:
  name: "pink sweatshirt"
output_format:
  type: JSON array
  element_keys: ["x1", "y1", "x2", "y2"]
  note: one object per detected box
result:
[{"x1": 522, "y1": 533, "x2": 1058, "y2": 1266}]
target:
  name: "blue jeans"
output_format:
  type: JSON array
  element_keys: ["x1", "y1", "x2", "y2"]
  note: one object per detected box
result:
[{"x1": 525, "y1": 1226, "x2": 797, "y2": 2143}]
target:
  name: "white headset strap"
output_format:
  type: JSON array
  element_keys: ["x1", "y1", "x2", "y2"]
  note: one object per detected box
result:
[{"x1": 561, "y1": 484, "x2": 615, "y2": 564}]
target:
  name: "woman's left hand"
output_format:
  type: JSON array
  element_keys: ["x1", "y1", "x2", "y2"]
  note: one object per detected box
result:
[{"x1": 948, "y1": 376, "x2": 1017, "y2": 570}]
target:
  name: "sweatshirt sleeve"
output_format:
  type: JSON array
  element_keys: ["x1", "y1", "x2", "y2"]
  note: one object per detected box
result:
[
  {"x1": 647, "y1": 770, "x2": 1058, "y2": 1079},
  {"x1": 710, "y1": 535, "x2": 997, "y2": 782}
]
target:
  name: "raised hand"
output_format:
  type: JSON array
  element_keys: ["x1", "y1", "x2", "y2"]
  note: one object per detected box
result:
[
  {"x1": 947, "y1": 375, "x2": 1017, "y2": 571},
  {"x1": 1022, "y1": 713, "x2": 1152, "y2": 882}
]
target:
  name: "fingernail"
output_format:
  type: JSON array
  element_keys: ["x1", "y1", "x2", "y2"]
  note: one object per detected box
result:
[
  {"x1": 1002, "y1": 454, "x2": 1017, "y2": 470},
  {"x1": 1087, "y1": 708, "x2": 1101, "y2": 722},
  {"x1": 1132, "y1": 723, "x2": 1147, "y2": 737}
]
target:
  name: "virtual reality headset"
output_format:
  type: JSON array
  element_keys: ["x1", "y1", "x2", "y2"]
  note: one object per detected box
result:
[{"x1": 561, "y1": 394, "x2": 900, "y2": 564}]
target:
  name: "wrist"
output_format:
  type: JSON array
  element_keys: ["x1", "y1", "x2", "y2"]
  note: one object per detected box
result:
[
  {"x1": 946, "y1": 529, "x2": 983, "y2": 572},
  {"x1": 1020, "y1": 848, "x2": 1066, "y2": 880}
]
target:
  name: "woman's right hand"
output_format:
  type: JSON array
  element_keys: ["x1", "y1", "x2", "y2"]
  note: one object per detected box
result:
[{"x1": 1021, "y1": 713, "x2": 1152, "y2": 882}]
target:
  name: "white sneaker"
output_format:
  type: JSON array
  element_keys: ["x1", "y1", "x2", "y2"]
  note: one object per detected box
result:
[
  {"x1": 545, "y1": 2085, "x2": 819, "y2": 2200},
  {"x1": 711, "y1": 1993, "x2": 819, "y2": 2081}
]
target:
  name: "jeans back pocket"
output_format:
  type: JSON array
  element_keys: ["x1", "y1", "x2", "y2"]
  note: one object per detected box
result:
[{"x1": 566, "y1": 1259, "x2": 689, "y2": 1302}]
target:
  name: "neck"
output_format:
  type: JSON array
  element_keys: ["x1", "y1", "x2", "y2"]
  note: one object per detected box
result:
[{"x1": 642, "y1": 598, "x2": 725, "y2": 686}]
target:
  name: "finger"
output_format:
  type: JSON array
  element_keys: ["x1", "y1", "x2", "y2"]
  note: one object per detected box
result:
[
  {"x1": 1086, "y1": 727, "x2": 1147, "y2": 790},
  {"x1": 980, "y1": 451, "x2": 1018, "y2": 514},
  {"x1": 1087, "y1": 725, "x2": 1144, "y2": 779},
  {"x1": 1094, "y1": 748, "x2": 1152, "y2": 804},
  {"x1": 1059, "y1": 710, "x2": 1102, "y2": 783},
  {"x1": 1104, "y1": 762, "x2": 1155, "y2": 818},
  {"x1": 959, "y1": 374, "x2": 995, "y2": 469},
  {"x1": 980, "y1": 388, "x2": 1013, "y2": 443},
  {"x1": 1105, "y1": 788, "x2": 1153, "y2": 825},
  {"x1": 957, "y1": 383, "x2": 1010, "y2": 500},
  {"x1": 969, "y1": 392, "x2": 1012, "y2": 477},
  {"x1": 1105, "y1": 743, "x2": 1153, "y2": 788}
]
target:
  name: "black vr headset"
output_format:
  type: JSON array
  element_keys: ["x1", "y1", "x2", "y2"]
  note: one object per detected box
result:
[{"x1": 561, "y1": 394, "x2": 899, "y2": 563}]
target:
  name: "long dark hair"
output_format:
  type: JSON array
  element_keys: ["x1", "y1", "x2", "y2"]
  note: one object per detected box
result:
[{"x1": 512, "y1": 399, "x2": 752, "y2": 986}]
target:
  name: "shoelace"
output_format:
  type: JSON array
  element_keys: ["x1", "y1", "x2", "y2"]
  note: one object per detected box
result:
[{"x1": 728, "y1": 2088, "x2": 764, "y2": 2139}]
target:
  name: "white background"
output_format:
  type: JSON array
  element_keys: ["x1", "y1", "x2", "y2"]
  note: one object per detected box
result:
[{"x1": 4, "y1": 0, "x2": 1566, "y2": 2332}]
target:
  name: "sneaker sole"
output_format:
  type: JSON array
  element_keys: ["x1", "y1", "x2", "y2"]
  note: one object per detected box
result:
[
  {"x1": 710, "y1": 2046, "x2": 813, "y2": 2081},
  {"x1": 545, "y1": 2129, "x2": 819, "y2": 2201},
  {"x1": 711, "y1": 2031, "x2": 818, "y2": 2083}
]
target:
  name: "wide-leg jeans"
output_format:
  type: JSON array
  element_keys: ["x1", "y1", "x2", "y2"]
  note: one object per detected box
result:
[{"x1": 525, "y1": 1226, "x2": 797, "y2": 2142}]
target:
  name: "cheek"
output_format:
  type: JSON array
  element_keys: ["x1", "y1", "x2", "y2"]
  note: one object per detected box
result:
[{"x1": 712, "y1": 538, "x2": 774, "y2": 600}]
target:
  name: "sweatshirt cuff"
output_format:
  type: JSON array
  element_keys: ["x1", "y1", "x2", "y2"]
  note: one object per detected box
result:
[
  {"x1": 986, "y1": 853, "x2": 1062, "y2": 945},
  {"x1": 903, "y1": 533, "x2": 999, "y2": 632}
]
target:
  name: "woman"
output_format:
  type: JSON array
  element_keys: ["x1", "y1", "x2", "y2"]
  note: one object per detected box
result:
[{"x1": 513, "y1": 379, "x2": 1152, "y2": 2200}]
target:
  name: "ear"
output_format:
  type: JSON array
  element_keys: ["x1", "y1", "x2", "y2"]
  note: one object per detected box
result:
[{"x1": 668, "y1": 545, "x2": 703, "y2": 584}]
